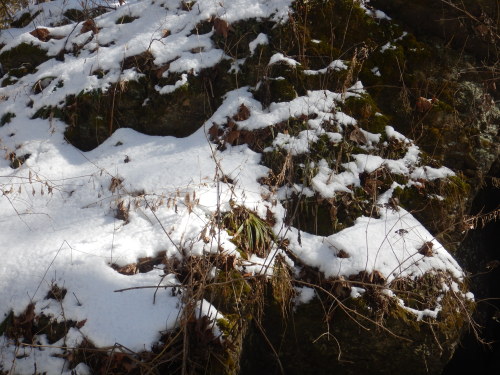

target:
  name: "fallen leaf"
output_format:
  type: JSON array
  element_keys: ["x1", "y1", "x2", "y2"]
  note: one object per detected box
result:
[
  {"x1": 415, "y1": 97, "x2": 433, "y2": 112},
  {"x1": 76, "y1": 319, "x2": 87, "y2": 329},
  {"x1": 233, "y1": 104, "x2": 251, "y2": 121},
  {"x1": 214, "y1": 18, "x2": 230, "y2": 38},
  {"x1": 81, "y1": 19, "x2": 98, "y2": 34},
  {"x1": 418, "y1": 241, "x2": 433, "y2": 256},
  {"x1": 30, "y1": 28, "x2": 50, "y2": 42}
]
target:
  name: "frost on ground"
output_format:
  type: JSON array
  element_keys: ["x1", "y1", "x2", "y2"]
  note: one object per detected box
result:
[{"x1": 0, "y1": 1, "x2": 472, "y2": 374}]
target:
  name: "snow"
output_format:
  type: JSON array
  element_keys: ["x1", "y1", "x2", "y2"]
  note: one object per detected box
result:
[
  {"x1": 249, "y1": 33, "x2": 269, "y2": 55},
  {"x1": 268, "y1": 52, "x2": 301, "y2": 67},
  {"x1": 303, "y1": 59, "x2": 348, "y2": 75},
  {"x1": 359, "y1": 0, "x2": 392, "y2": 20},
  {"x1": 294, "y1": 286, "x2": 316, "y2": 305},
  {"x1": 0, "y1": 1, "x2": 467, "y2": 373}
]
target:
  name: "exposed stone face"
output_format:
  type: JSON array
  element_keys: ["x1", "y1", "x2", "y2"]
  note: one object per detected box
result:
[{"x1": 242, "y1": 290, "x2": 468, "y2": 375}]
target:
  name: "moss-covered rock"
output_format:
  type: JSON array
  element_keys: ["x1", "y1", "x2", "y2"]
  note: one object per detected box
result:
[
  {"x1": 34, "y1": 55, "x2": 239, "y2": 150},
  {"x1": 10, "y1": 10, "x2": 41, "y2": 28},
  {"x1": 242, "y1": 271, "x2": 471, "y2": 375},
  {"x1": 0, "y1": 43, "x2": 48, "y2": 77}
]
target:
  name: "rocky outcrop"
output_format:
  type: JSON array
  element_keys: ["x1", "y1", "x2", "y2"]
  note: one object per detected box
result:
[{"x1": 1, "y1": 1, "x2": 497, "y2": 374}]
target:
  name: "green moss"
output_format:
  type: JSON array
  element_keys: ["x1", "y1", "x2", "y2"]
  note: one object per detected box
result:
[
  {"x1": 208, "y1": 270, "x2": 253, "y2": 312},
  {"x1": 60, "y1": 74, "x2": 209, "y2": 150},
  {"x1": 63, "y1": 9, "x2": 85, "y2": 22},
  {"x1": 8, "y1": 65, "x2": 36, "y2": 78},
  {"x1": 1, "y1": 75, "x2": 17, "y2": 87},
  {"x1": 63, "y1": 5, "x2": 108, "y2": 22},
  {"x1": 343, "y1": 94, "x2": 389, "y2": 134},
  {"x1": 393, "y1": 172, "x2": 470, "y2": 250},
  {"x1": 216, "y1": 316, "x2": 239, "y2": 336},
  {"x1": 393, "y1": 185, "x2": 422, "y2": 210},
  {"x1": 115, "y1": 15, "x2": 138, "y2": 24},
  {"x1": 1, "y1": 112, "x2": 15, "y2": 125},
  {"x1": 261, "y1": 148, "x2": 289, "y2": 178},
  {"x1": 242, "y1": 278, "x2": 467, "y2": 375},
  {"x1": 10, "y1": 11, "x2": 41, "y2": 28},
  {"x1": 212, "y1": 18, "x2": 274, "y2": 59},
  {"x1": 0, "y1": 311, "x2": 13, "y2": 336},
  {"x1": 269, "y1": 78, "x2": 297, "y2": 103},
  {"x1": 286, "y1": 196, "x2": 336, "y2": 235},
  {"x1": 0, "y1": 43, "x2": 48, "y2": 75},
  {"x1": 443, "y1": 175, "x2": 470, "y2": 202}
]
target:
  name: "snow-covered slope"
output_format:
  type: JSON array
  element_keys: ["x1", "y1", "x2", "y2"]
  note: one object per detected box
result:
[{"x1": 0, "y1": 1, "x2": 472, "y2": 374}]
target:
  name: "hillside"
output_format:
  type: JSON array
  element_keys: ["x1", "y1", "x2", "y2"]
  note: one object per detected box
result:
[{"x1": 0, "y1": 1, "x2": 498, "y2": 374}]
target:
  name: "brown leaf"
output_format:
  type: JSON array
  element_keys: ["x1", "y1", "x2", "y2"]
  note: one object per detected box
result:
[
  {"x1": 415, "y1": 97, "x2": 433, "y2": 112},
  {"x1": 418, "y1": 241, "x2": 433, "y2": 256},
  {"x1": 116, "y1": 200, "x2": 130, "y2": 222},
  {"x1": 265, "y1": 207, "x2": 276, "y2": 226},
  {"x1": 30, "y1": 28, "x2": 50, "y2": 42},
  {"x1": 233, "y1": 104, "x2": 251, "y2": 121},
  {"x1": 370, "y1": 270, "x2": 386, "y2": 285},
  {"x1": 333, "y1": 276, "x2": 350, "y2": 297},
  {"x1": 475, "y1": 24, "x2": 489, "y2": 37},
  {"x1": 114, "y1": 263, "x2": 138, "y2": 275},
  {"x1": 329, "y1": 205, "x2": 337, "y2": 219},
  {"x1": 208, "y1": 124, "x2": 221, "y2": 140},
  {"x1": 109, "y1": 177, "x2": 123, "y2": 193},
  {"x1": 227, "y1": 118, "x2": 237, "y2": 129},
  {"x1": 240, "y1": 130, "x2": 256, "y2": 147},
  {"x1": 213, "y1": 18, "x2": 230, "y2": 38},
  {"x1": 225, "y1": 130, "x2": 240, "y2": 144},
  {"x1": 76, "y1": 319, "x2": 87, "y2": 329},
  {"x1": 336, "y1": 249, "x2": 350, "y2": 258},
  {"x1": 154, "y1": 65, "x2": 169, "y2": 79},
  {"x1": 81, "y1": 19, "x2": 98, "y2": 34}
]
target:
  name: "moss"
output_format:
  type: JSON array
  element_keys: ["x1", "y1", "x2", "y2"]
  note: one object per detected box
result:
[
  {"x1": 202, "y1": 269, "x2": 266, "y2": 374},
  {"x1": 63, "y1": 9, "x2": 86, "y2": 22},
  {"x1": 0, "y1": 43, "x2": 48, "y2": 75},
  {"x1": 1, "y1": 75, "x2": 17, "y2": 87},
  {"x1": 0, "y1": 112, "x2": 15, "y2": 125},
  {"x1": 268, "y1": 78, "x2": 297, "y2": 103},
  {"x1": 0, "y1": 311, "x2": 13, "y2": 336},
  {"x1": 212, "y1": 18, "x2": 274, "y2": 60},
  {"x1": 393, "y1": 172, "x2": 470, "y2": 251},
  {"x1": 343, "y1": 94, "x2": 389, "y2": 134},
  {"x1": 115, "y1": 15, "x2": 138, "y2": 24},
  {"x1": 60, "y1": 72, "x2": 211, "y2": 150},
  {"x1": 286, "y1": 196, "x2": 336, "y2": 236},
  {"x1": 10, "y1": 10, "x2": 41, "y2": 28},
  {"x1": 261, "y1": 148, "x2": 289, "y2": 178},
  {"x1": 208, "y1": 270, "x2": 253, "y2": 313},
  {"x1": 284, "y1": 188, "x2": 378, "y2": 236},
  {"x1": 63, "y1": 6, "x2": 108, "y2": 22},
  {"x1": 242, "y1": 268, "x2": 470, "y2": 375},
  {"x1": 8, "y1": 65, "x2": 36, "y2": 78}
]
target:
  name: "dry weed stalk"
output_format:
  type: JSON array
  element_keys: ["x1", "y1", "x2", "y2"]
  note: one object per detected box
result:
[{"x1": 462, "y1": 207, "x2": 500, "y2": 231}]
